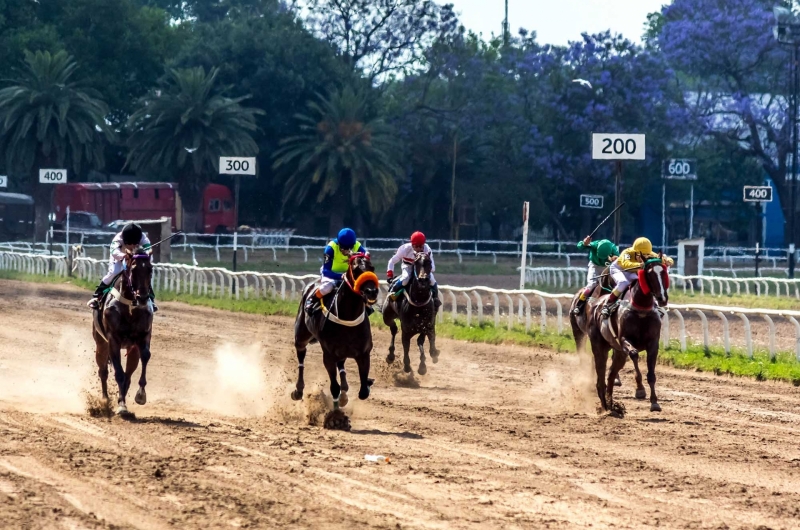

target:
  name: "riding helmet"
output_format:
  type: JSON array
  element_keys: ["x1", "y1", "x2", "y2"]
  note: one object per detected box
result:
[
  {"x1": 632, "y1": 237, "x2": 653, "y2": 255},
  {"x1": 410, "y1": 231, "x2": 426, "y2": 246},
  {"x1": 122, "y1": 223, "x2": 143, "y2": 245},
  {"x1": 337, "y1": 228, "x2": 357, "y2": 250}
]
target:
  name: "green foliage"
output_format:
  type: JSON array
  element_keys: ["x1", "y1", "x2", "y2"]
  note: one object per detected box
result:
[
  {"x1": 273, "y1": 86, "x2": 401, "y2": 223},
  {"x1": 125, "y1": 66, "x2": 262, "y2": 216}
]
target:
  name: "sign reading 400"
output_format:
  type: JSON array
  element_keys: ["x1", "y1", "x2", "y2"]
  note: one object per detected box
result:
[{"x1": 39, "y1": 169, "x2": 68, "y2": 184}]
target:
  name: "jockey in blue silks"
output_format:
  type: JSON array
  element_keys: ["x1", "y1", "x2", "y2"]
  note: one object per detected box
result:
[{"x1": 305, "y1": 228, "x2": 370, "y2": 316}]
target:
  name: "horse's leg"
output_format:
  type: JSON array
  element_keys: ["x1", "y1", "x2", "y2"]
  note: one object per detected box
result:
[
  {"x1": 401, "y1": 329, "x2": 413, "y2": 374},
  {"x1": 94, "y1": 337, "x2": 109, "y2": 401},
  {"x1": 384, "y1": 306, "x2": 398, "y2": 364},
  {"x1": 428, "y1": 327, "x2": 439, "y2": 363},
  {"x1": 123, "y1": 346, "x2": 140, "y2": 406},
  {"x1": 291, "y1": 313, "x2": 313, "y2": 401},
  {"x1": 417, "y1": 334, "x2": 427, "y2": 376},
  {"x1": 135, "y1": 340, "x2": 151, "y2": 406},
  {"x1": 356, "y1": 348, "x2": 372, "y2": 400},
  {"x1": 646, "y1": 341, "x2": 661, "y2": 412},
  {"x1": 337, "y1": 360, "x2": 349, "y2": 393},
  {"x1": 323, "y1": 354, "x2": 342, "y2": 409},
  {"x1": 107, "y1": 337, "x2": 128, "y2": 414},
  {"x1": 605, "y1": 349, "x2": 628, "y2": 412},
  {"x1": 623, "y1": 339, "x2": 646, "y2": 400},
  {"x1": 591, "y1": 341, "x2": 610, "y2": 410}
]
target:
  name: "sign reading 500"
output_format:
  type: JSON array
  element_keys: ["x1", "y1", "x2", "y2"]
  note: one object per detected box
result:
[{"x1": 39, "y1": 169, "x2": 68, "y2": 184}]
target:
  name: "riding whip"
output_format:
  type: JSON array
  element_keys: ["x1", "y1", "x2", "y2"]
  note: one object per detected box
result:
[
  {"x1": 587, "y1": 202, "x2": 626, "y2": 239},
  {"x1": 146, "y1": 231, "x2": 184, "y2": 250}
]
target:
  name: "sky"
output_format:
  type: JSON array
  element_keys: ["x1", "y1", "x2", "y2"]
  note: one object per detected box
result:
[{"x1": 447, "y1": 0, "x2": 669, "y2": 46}]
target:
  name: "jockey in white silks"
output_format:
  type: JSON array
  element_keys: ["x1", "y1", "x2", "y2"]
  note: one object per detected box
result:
[{"x1": 386, "y1": 231, "x2": 441, "y2": 309}]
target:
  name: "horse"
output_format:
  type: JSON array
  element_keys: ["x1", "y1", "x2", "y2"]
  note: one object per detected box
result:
[
  {"x1": 291, "y1": 253, "x2": 379, "y2": 427},
  {"x1": 92, "y1": 247, "x2": 155, "y2": 415},
  {"x1": 381, "y1": 252, "x2": 439, "y2": 375},
  {"x1": 570, "y1": 257, "x2": 669, "y2": 414}
]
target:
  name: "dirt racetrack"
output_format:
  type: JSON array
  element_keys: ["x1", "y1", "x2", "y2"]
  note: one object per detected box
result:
[{"x1": 1, "y1": 280, "x2": 800, "y2": 529}]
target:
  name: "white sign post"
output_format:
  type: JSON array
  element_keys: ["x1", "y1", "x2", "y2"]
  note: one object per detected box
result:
[
  {"x1": 0, "y1": 176, "x2": 7, "y2": 188},
  {"x1": 592, "y1": 133, "x2": 646, "y2": 242},
  {"x1": 520, "y1": 202, "x2": 529, "y2": 290},
  {"x1": 219, "y1": 157, "x2": 257, "y2": 278}
]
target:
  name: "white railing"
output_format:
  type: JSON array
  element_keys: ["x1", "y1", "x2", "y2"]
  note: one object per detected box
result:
[
  {"x1": 525, "y1": 266, "x2": 800, "y2": 298},
  {"x1": 2, "y1": 251, "x2": 799, "y2": 361}
]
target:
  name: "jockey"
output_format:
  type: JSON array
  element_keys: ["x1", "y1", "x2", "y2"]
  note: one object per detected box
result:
[
  {"x1": 601, "y1": 237, "x2": 673, "y2": 318},
  {"x1": 386, "y1": 231, "x2": 441, "y2": 309},
  {"x1": 305, "y1": 228, "x2": 369, "y2": 315},
  {"x1": 572, "y1": 235, "x2": 619, "y2": 315},
  {"x1": 87, "y1": 222, "x2": 157, "y2": 311}
]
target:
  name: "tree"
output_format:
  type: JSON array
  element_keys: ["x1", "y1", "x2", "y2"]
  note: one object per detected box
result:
[
  {"x1": 173, "y1": 2, "x2": 352, "y2": 226},
  {"x1": 125, "y1": 66, "x2": 262, "y2": 232},
  {"x1": 656, "y1": 0, "x2": 792, "y2": 237},
  {"x1": 273, "y1": 86, "x2": 401, "y2": 233},
  {"x1": 0, "y1": 50, "x2": 113, "y2": 238},
  {"x1": 297, "y1": 0, "x2": 459, "y2": 82}
]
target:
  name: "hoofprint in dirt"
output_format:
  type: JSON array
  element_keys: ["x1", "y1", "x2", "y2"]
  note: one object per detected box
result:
[{"x1": 0, "y1": 280, "x2": 799, "y2": 528}]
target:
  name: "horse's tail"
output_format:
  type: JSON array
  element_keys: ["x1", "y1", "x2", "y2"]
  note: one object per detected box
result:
[{"x1": 93, "y1": 309, "x2": 108, "y2": 343}]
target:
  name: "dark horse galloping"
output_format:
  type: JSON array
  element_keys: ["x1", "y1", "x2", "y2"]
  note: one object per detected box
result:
[
  {"x1": 92, "y1": 247, "x2": 154, "y2": 415},
  {"x1": 382, "y1": 252, "x2": 439, "y2": 375},
  {"x1": 570, "y1": 258, "x2": 670, "y2": 414},
  {"x1": 291, "y1": 253, "x2": 379, "y2": 420}
]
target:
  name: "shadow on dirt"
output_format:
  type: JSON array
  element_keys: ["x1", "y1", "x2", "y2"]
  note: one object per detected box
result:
[{"x1": 350, "y1": 428, "x2": 423, "y2": 439}]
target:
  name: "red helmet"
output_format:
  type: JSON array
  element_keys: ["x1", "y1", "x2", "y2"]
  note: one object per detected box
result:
[{"x1": 410, "y1": 231, "x2": 426, "y2": 246}]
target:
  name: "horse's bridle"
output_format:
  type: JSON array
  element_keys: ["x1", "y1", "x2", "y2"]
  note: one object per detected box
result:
[
  {"x1": 342, "y1": 253, "x2": 379, "y2": 303},
  {"x1": 124, "y1": 253, "x2": 152, "y2": 306}
]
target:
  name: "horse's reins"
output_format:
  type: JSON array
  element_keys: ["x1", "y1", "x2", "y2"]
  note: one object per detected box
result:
[
  {"x1": 111, "y1": 253, "x2": 152, "y2": 313},
  {"x1": 321, "y1": 254, "x2": 378, "y2": 328},
  {"x1": 404, "y1": 257, "x2": 433, "y2": 307}
]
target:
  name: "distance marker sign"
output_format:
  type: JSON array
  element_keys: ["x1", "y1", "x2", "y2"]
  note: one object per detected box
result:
[
  {"x1": 219, "y1": 157, "x2": 257, "y2": 176},
  {"x1": 662, "y1": 159, "x2": 697, "y2": 180},
  {"x1": 743, "y1": 186, "x2": 773, "y2": 202},
  {"x1": 0, "y1": 176, "x2": 6, "y2": 188},
  {"x1": 591, "y1": 133, "x2": 646, "y2": 160},
  {"x1": 580, "y1": 194, "x2": 604, "y2": 209},
  {"x1": 39, "y1": 169, "x2": 67, "y2": 184}
]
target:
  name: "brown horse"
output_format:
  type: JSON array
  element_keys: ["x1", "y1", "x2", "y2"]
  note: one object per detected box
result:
[
  {"x1": 570, "y1": 258, "x2": 669, "y2": 413},
  {"x1": 291, "y1": 253, "x2": 379, "y2": 423},
  {"x1": 382, "y1": 252, "x2": 438, "y2": 375},
  {"x1": 92, "y1": 247, "x2": 154, "y2": 415}
]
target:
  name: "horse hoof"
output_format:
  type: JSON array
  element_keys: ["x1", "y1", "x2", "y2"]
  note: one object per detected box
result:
[
  {"x1": 635, "y1": 388, "x2": 647, "y2": 400},
  {"x1": 338, "y1": 391, "x2": 349, "y2": 408},
  {"x1": 116, "y1": 404, "x2": 128, "y2": 415},
  {"x1": 134, "y1": 387, "x2": 147, "y2": 406},
  {"x1": 403, "y1": 364, "x2": 412, "y2": 374},
  {"x1": 418, "y1": 364, "x2": 427, "y2": 376},
  {"x1": 386, "y1": 353, "x2": 396, "y2": 364},
  {"x1": 323, "y1": 409, "x2": 351, "y2": 431},
  {"x1": 614, "y1": 376, "x2": 622, "y2": 387},
  {"x1": 650, "y1": 402, "x2": 662, "y2": 412},
  {"x1": 431, "y1": 353, "x2": 439, "y2": 364},
  {"x1": 290, "y1": 389, "x2": 303, "y2": 401},
  {"x1": 359, "y1": 387, "x2": 371, "y2": 400}
]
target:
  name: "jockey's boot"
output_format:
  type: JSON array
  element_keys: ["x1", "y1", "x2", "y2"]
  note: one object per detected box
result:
[
  {"x1": 87, "y1": 282, "x2": 108, "y2": 309},
  {"x1": 601, "y1": 293, "x2": 620, "y2": 319},
  {"x1": 305, "y1": 291, "x2": 322, "y2": 316},
  {"x1": 366, "y1": 305, "x2": 375, "y2": 316},
  {"x1": 572, "y1": 297, "x2": 587, "y2": 316},
  {"x1": 388, "y1": 280, "x2": 404, "y2": 300},
  {"x1": 431, "y1": 283, "x2": 442, "y2": 309},
  {"x1": 149, "y1": 287, "x2": 158, "y2": 313}
]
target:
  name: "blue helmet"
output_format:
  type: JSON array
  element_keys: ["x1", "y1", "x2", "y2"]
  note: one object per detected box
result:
[{"x1": 337, "y1": 228, "x2": 357, "y2": 250}]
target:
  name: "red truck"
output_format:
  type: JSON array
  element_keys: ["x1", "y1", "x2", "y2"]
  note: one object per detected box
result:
[{"x1": 54, "y1": 182, "x2": 235, "y2": 234}]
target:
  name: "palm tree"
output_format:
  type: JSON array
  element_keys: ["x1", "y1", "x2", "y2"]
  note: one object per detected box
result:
[
  {"x1": 126, "y1": 67, "x2": 262, "y2": 233},
  {"x1": 273, "y1": 86, "x2": 401, "y2": 233},
  {"x1": 0, "y1": 50, "x2": 113, "y2": 238}
]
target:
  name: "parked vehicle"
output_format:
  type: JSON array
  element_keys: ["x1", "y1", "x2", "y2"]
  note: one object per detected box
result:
[
  {"x1": 0, "y1": 192, "x2": 34, "y2": 240},
  {"x1": 54, "y1": 182, "x2": 235, "y2": 234}
]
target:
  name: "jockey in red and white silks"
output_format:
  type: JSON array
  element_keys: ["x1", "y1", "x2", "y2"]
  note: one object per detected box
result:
[{"x1": 386, "y1": 231, "x2": 441, "y2": 308}]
